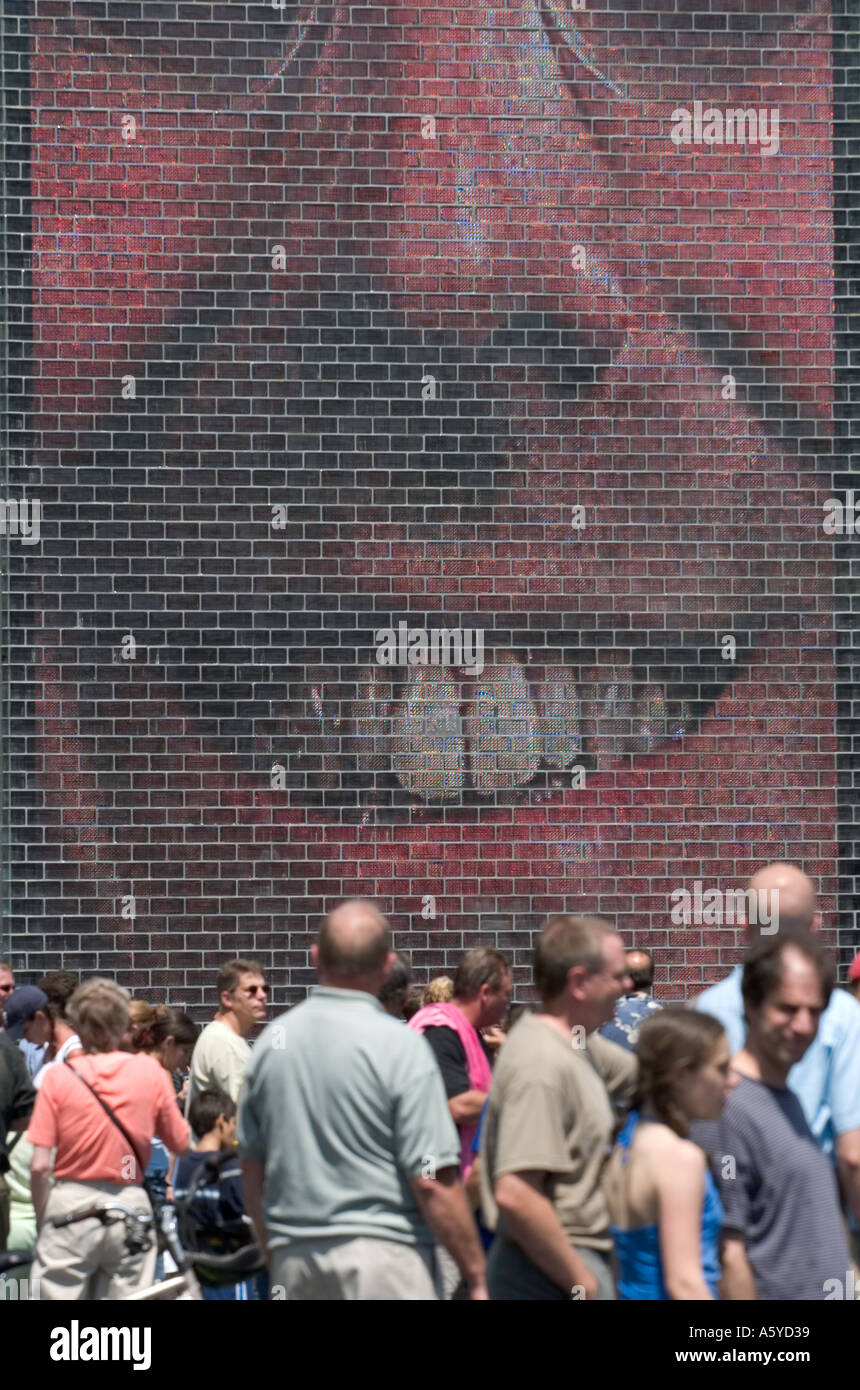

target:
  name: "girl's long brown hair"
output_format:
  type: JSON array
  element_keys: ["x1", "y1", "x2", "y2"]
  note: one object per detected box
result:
[{"x1": 633, "y1": 1007, "x2": 726, "y2": 1137}]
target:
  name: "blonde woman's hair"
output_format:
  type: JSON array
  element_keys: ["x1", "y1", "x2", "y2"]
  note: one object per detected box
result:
[
  {"x1": 68, "y1": 978, "x2": 131, "y2": 1053},
  {"x1": 424, "y1": 975, "x2": 454, "y2": 1004},
  {"x1": 127, "y1": 999, "x2": 168, "y2": 1052}
]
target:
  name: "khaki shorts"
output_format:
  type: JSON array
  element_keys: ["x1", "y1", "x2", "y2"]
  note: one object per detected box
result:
[
  {"x1": 31, "y1": 1180, "x2": 157, "y2": 1302},
  {"x1": 270, "y1": 1235, "x2": 441, "y2": 1301}
]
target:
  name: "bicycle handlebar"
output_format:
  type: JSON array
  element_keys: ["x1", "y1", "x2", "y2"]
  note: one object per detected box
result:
[{"x1": 52, "y1": 1202, "x2": 150, "y2": 1229}]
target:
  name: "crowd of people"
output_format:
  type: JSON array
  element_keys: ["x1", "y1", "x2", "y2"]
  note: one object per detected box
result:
[{"x1": 0, "y1": 860, "x2": 859, "y2": 1302}]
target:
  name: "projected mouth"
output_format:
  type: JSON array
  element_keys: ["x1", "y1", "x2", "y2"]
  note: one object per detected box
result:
[
  {"x1": 61, "y1": 291, "x2": 816, "y2": 835},
  {"x1": 288, "y1": 660, "x2": 685, "y2": 805},
  {"x1": 50, "y1": 275, "x2": 825, "y2": 841},
  {"x1": 271, "y1": 628, "x2": 739, "y2": 822}
]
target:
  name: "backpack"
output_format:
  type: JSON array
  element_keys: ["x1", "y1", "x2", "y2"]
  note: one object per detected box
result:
[{"x1": 173, "y1": 1150, "x2": 266, "y2": 1288}]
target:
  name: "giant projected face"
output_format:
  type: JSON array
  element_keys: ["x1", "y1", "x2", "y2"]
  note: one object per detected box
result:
[{"x1": 31, "y1": 2, "x2": 837, "y2": 988}]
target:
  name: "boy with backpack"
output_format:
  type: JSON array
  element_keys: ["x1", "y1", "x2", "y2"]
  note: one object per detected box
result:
[{"x1": 173, "y1": 1089, "x2": 267, "y2": 1301}]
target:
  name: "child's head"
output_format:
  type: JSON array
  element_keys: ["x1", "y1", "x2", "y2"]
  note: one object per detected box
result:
[{"x1": 189, "y1": 1088, "x2": 237, "y2": 1149}]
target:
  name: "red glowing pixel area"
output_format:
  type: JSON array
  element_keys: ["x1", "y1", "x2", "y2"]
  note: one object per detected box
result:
[{"x1": 15, "y1": 1, "x2": 841, "y2": 1001}]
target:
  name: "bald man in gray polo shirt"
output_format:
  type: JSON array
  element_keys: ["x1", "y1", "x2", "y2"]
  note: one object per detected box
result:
[{"x1": 238, "y1": 899, "x2": 488, "y2": 1300}]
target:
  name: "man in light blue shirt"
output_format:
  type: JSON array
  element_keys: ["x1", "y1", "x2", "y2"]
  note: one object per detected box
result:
[
  {"x1": 238, "y1": 898, "x2": 488, "y2": 1300},
  {"x1": 695, "y1": 863, "x2": 860, "y2": 1225}
]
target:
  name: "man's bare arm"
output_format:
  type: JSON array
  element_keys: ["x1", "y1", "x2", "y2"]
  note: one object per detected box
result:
[
  {"x1": 495, "y1": 1170, "x2": 599, "y2": 1298},
  {"x1": 448, "y1": 1089, "x2": 487, "y2": 1126},
  {"x1": 719, "y1": 1236, "x2": 757, "y2": 1300},
  {"x1": 409, "y1": 1166, "x2": 488, "y2": 1300},
  {"x1": 836, "y1": 1128, "x2": 860, "y2": 1227},
  {"x1": 238, "y1": 1157, "x2": 270, "y2": 1264}
]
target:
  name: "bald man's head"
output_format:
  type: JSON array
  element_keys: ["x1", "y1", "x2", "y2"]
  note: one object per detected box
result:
[
  {"x1": 744, "y1": 863, "x2": 821, "y2": 941},
  {"x1": 625, "y1": 949, "x2": 654, "y2": 992},
  {"x1": 316, "y1": 899, "x2": 392, "y2": 983}
]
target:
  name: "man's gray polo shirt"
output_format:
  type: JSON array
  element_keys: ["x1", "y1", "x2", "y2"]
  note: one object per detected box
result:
[{"x1": 238, "y1": 986, "x2": 460, "y2": 1249}]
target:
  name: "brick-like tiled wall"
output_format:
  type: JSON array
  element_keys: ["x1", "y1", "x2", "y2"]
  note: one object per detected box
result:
[{"x1": 3, "y1": 2, "x2": 857, "y2": 1014}]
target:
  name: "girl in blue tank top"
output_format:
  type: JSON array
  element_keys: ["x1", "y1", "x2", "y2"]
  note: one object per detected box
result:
[{"x1": 605, "y1": 1007, "x2": 736, "y2": 1300}]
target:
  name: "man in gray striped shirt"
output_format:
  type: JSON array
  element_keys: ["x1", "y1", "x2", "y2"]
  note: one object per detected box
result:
[{"x1": 712, "y1": 934, "x2": 854, "y2": 1301}]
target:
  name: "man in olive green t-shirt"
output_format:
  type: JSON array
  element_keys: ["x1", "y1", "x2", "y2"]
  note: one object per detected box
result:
[{"x1": 480, "y1": 913, "x2": 637, "y2": 1301}]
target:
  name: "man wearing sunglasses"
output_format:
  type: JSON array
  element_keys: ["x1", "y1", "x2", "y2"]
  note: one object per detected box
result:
[
  {"x1": 0, "y1": 962, "x2": 15, "y2": 1027},
  {"x1": 187, "y1": 959, "x2": 269, "y2": 1115}
]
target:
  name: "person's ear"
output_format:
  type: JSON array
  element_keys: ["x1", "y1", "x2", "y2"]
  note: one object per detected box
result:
[
  {"x1": 379, "y1": 951, "x2": 397, "y2": 981},
  {"x1": 310, "y1": 944, "x2": 320, "y2": 970},
  {"x1": 812, "y1": 910, "x2": 823, "y2": 932},
  {"x1": 566, "y1": 965, "x2": 587, "y2": 999}
]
